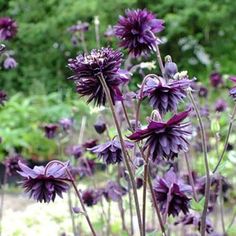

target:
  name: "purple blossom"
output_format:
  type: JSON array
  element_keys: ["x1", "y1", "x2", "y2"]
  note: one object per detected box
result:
[
  {"x1": 115, "y1": 9, "x2": 164, "y2": 57},
  {"x1": 77, "y1": 158, "x2": 95, "y2": 177},
  {"x1": 3, "y1": 57, "x2": 17, "y2": 69},
  {"x1": 90, "y1": 139, "x2": 133, "y2": 165},
  {"x1": 82, "y1": 188, "x2": 101, "y2": 207},
  {"x1": 210, "y1": 72, "x2": 223, "y2": 88},
  {"x1": 142, "y1": 76, "x2": 192, "y2": 115},
  {"x1": 17, "y1": 161, "x2": 70, "y2": 203},
  {"x1": 83, "y1": 139, "x2": 98, "y2": 149},
  {"x1": 59, "y1": 118, "x2": 73, "y2": 131},
  {"x1": 153, "y1": 168, "x2": 192, "y2": 217},
  {"x1": 94, "y1": 118, "x2": 107, "y2": 134},
  {"x1": 68, "y1": 22, "x2": 89, "y2": 33},
  {"x1": 0, "y1": 17, "x2": 17, "y2": 40},
  {"x1": 0, "y1": 90, "x2": 7, "y2": 105},
  {"x1": 68, "y1": 48, "x2": 124, "y2": 106},
  {"x1": 4, "y1": 154, "x2": 25, "y2": 176},
  {"x1": 198, "y1": 85, "x2": 208, "y2": 98},
  {"x1": 104, "y1": 25, "x2": 115, "y2": 38},
  {"x1": 215, "y1": 99, "x2": 227, "y2": 112},
  {"x1": 175, "y1": 213, "x2": 214, "y2": 234},
  {"x1": 103, "y1": 181, "x2": 126, "y2": 201},
  {"x1": 164, "y1": 60, "x2": 178, "y2": 79},
  {"x1": 229, "y1": 76, "x2": 236, "y2": 100},
  {"x1": 42, "y1": 124, "x2": 58, "y2": 139},
  {"x1": 66, "y1": 145, "x2": 83, "y2": 159},
  {"x1": 128, "y1": 110, "x2": 192, "y2": 161}
]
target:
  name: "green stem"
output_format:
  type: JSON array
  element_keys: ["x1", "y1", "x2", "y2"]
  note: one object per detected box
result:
[
  {"x1": 213, "y1": 104, "x2": 236, "y2": 173},
  {"x1": 98, "y1": 73, "x2": 143, "y2": 236},
  {"x1": 188, "y1": 90, "x2": 210, "y2": 236}
]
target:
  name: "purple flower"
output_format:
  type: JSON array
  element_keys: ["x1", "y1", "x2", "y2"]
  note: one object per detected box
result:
[
  {"x1": 4, "y1": 154, "x2": 25, "y2": 176},
  {"x1": 128, "y1": 110, "x2": 192, "y2": 161},
  {"x1": 66, "y1": 145, "x2": 83, "y2": 159},
  {"x1": 17, "y1": 161, "x2": 70, "y2": 203},
  {"x1": 3, "y1": 57, "x2": 17, "y2": 69},
  {"x1": 136, "y1": 177, "x2": 143, "y2": 189},
  {"x1": 115, "y1": 9, "x2": 164, "y2": 57},
  {"x1": 153, "y1": 168, "x2": 192, "y2": 217},
  {"x1": 68, "y1": 48, "x2": 124, "y2": 106},
  {"x1": 68, "y1": 22, "x2": 89, "y2": 33},
  {"x1": 164, "y1": 59, "x2": 178, "y2": 79},
  {"x1": 210, "y1": 72, "x2": 223, "y2": 88},
  {"x1": 90, "y1": 139, "x2": 133, "y2": 165},
  {"x1": 42, "y1": 124, "x2": 58, "y2": 139},
  {"x1": 229, "y1": 76, "x2": 236, "y2": 100},
  {"x1": 0, "y1": 90, "x2": 7, "y2": 106},
  {"x1": 104, "y1": 25, "x2": 115, "y2": 38},
  {"x1": 59, "y1": 118, "x2": 73, "y2": 131},
  {"x1": 198, "y1": 85, "x2": 208, "y2": 98},
  {"x1": 0, "y1": 17, "x2": 17, "y2": 40},
  {"x1": 82, "y1": 189, "x2": 101, "y2": 207},
  {"x1": 175, "y1": 213, "x2": 214, "y2": 234},
  {"x1": 215, "y1": 99, "x2": 227, "y2": 112},
  {"x1": 77, "y1": 158, "x2": 95, "y2": 177},
  {"x1": 94, "y1": 118, "x2": 107, "y2": 134},
  {"x1": 103, "y1": 181, "x2": 126, "y2": 201},
  {"x1": 142, "y1": 76, "x2": 192, "y2": 115},
  {"x1": 83, "y1": 139, "x2": 98, "y2": 149}
]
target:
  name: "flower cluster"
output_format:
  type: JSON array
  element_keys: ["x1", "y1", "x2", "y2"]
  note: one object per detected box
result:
[{"x1": 0, "y1": 17, "x2": 17, "y2": 40}]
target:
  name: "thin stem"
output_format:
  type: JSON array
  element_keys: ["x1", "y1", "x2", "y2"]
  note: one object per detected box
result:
[
  {"x1": 0, "y1": 171, "x2": 7, "y2": 236},
  {"x1": 155, "y1": 43, "x2": 165, "y2": 77},
  {"x1": 94, "y1": 16, "x2": 100, "y2": 48},
  {"x1": 147, "y1": 174, "x2": 166, "y2": 236},
  {"x1": 121, "y1": 100, "x2": 132, "y2": 129},
  {"x1": 227, "y1": 211, "x2": 236, "y2": 231},
  {"x1": 213, "y1": 104, "x2": 236, "y2": 173},
  {"x1": 188, "y1": 91, "x2": 211, "y2": 236},
  {"x1": 128, "y1": 180, "x2": 134, "y2": 235},
  {"x1": 184, "y1": 153, "x2": 198, "y2": 202},
  {"x1": 68, "y1": 189, "x2": 77, "y2": 236},
  {"x1": 219, "y1": 178, "x2": 226, "y2": 235},
  {"x1": 78, "y1": 116, "x2": 87, "y2": 144},
  {"x1": 98, "y1": 73, "x2": 143, "y2": 236}
]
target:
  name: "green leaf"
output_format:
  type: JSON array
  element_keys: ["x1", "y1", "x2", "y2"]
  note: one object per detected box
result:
[
  {"x1": 191, "y1": 197, "x2": 205, "y2": 212},
  {"x1": 135, "y1": 165, "x2": 144, "y2": 177}
]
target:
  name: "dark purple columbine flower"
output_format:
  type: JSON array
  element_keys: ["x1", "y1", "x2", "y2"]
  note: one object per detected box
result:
[
  {"x1": 103, "y1": 181, "x2": 126, "y2": 202},
  {"x1": 0, "y1": 17, "x2": 17, "y2": 40},
  {"x1": 153, "y1": 168, "x2": 192, "y2": 217},
  {"x1": 83, "y1": 139, "x2": 98, "y2": 149},
  {"x1": 0, "y1": 90, "x2": 7, "y2": 106},
  {"x1": 68, "y1": 22, "x2": 89, "y2": 33},
  {"x1": 115, "y1": 9, "x2": 164, "y2": 57},
  {"x1": 82, "y1": 188, "x2": 101, "y2": 207},
  {"x1": 94, "y1": 118, "x2": 107, "y2": 134},
  {"x1": 175, "y1": 213, "x2": 214, "y2": 234},
  {"x1": 229, "y1": 76, "x2": 236, "y2": 100},
  {"x1": 59, "y1": 118, "x2": 73, "y2": 131},
  {"x1": 77, "y1": 158, "x2": 95, "y2": 177},
  {"x1": 198, "y1": 85, "x2": 208, "y2": 98},
  {"x1": 210, "y1": 72, "x2": 223, "y2": 88},
  {"x1": 142, "y1": 76, "x2": 192, "y2": 115},
  {"x1": 68, "y1": 48, "x2": 124, "y2": 106},
  {"x1": 42, "y1": 124, "x2": 58, "y2": 139},
  {"x1": 3, "y1": 57, "x2": 17, "y2": 69},
  {"x1": 4, "y1": 154, "x2": 25, "y2": 176},
  {"x1": 17, "y1": 161, "x2": 70, "y2": 203},
  {"x1": 90, "y1": 139, "x2": 133, "y2": 165},
  {"x1": 66, "y1": 145, "x2": 83, "y2": 159},
  {"x1": 215, "y1": 99, "x2": 227, "y2": 112},
  {"x1": 128, "y1": 110, "x2": 192, "y2": 161}
]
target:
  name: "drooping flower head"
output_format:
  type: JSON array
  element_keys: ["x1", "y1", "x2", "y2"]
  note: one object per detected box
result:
[
  {"x1": 90, "y1": 139, "x2": 133, "y2": 165},
  {"x1": 0, "y1": 17, "x2": 17, "y2": 40},
  {"x1": 83, "y1": 139, "x2": 98, "y2": 149},
  {"x1": 198, "y1": 85, "x2": 208, "y2": 98},
  {"x1": 4, "y1": 154, "x2": 25, "y2": 176},
  {"x1": 141, "y1": 76, "x2": 192, "y2": 115},
  {"x1": 175, "y1": 213, "x2": 214, "y2": 234},
  {"x1": 82, "y1": 188, "x2": 101, "y2": 207},
  {"x1": 153, "y1": 168, "x2": 192, "y2": 217},
  {"x1": 42, "y1": 124, "x2": 58, "y2": 139},
  {"x1": 66, "y1": 145, "x2": 83, "y2": 159},
  {"x1": 3, "y1": 57, "x2": 17, "y2": 69},
  {"x1": 210, "y1": 72, "x2": 223, "y2": 88},
  {"x1": 229, "y1": 76, "x2": 236, "y2": 100},
  {"x1": 164, "y1": 56, "x2": 178, "y2": 79},
  {"x1": 0, "y1": 90, "x2": 7, "y2": 106},
  {"x1": 94, "y1": 117, "x2": 107, "y2": 134},
  {"x1": 115, "y1": 9, "x2": 164, "y2": 57},
  {"x1": 103, "y1": 181, "x2": 126, "y2": 202},
  {"x1": 215, "y1": 99, "x2": 227, "y2": 112},
  {"x1": 128, "y1": 110, "x2": 192, "y2": 161},
  {"x1": 17, "y1": 161, "x2": 70, "y2": 203},
  {"x1": 59, "y1": 118, "x2": 73, "y2": 131},
  {"x1": 68, "y1": 48, "x2": 125, "y2": 106}
]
